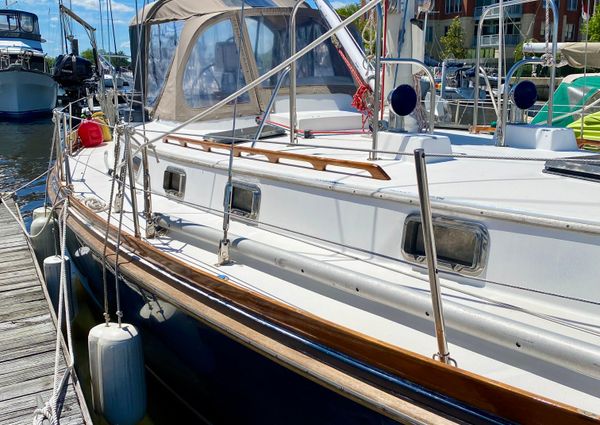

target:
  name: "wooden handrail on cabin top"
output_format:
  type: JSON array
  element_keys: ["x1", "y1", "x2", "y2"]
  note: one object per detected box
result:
[{"x1": 163, "y1": 135, "x2": 391, "y2": 181}]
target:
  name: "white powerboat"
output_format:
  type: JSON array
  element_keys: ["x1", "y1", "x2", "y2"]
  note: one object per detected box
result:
[{"x1": 0, "y1": 9, "x2": 57, "y2": 118}]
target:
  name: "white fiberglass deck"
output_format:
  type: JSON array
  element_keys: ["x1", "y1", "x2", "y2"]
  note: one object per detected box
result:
[{"x1": 148, "y1": 121, "x2": 600, "y2": 226}]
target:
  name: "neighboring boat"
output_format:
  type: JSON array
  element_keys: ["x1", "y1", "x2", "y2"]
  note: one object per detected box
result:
[
  {"x1": 0, "y1": 9, "x2": 57, "y2": 118},
  {"x1": 431, "y1": 60, "x2": 499, "y2": 129},
  {"x1": 47, "y1": 0, "x2": 600, "y2": 424}
]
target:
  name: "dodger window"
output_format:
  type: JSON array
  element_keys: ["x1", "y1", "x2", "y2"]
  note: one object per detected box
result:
[
  {"x1": 402, "y1": 214, "x2": 489, "y2": 275},
  {"x1": 146, "y1": 20, "x2": 183, "y2": 107},
  {"x1": 245, "y1": 14, "x2": 354, "y2": 88},
  {"x1": 183, "y1": 19, "x2": 249, "y2": 109}
]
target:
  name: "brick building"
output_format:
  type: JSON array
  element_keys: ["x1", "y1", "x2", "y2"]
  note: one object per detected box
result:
[{"x1": 425, "y1": 0, "x2": 584, "y2": 60}]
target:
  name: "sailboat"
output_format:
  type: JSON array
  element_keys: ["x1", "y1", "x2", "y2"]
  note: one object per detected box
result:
[
  {"x1": 0, "y1": 8, "x2": 57, "y2": 117},
  {"x1": 46, "y1": 0, "x2": 600, "y2": 423}
]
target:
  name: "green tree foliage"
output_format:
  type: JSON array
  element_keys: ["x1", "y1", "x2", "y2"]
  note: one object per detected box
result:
[
  {"x1": 514, "y1": 38, "x2": 537, "y2": 61},
  {"x1": 105, "y1": 51, "x2": 131, "y2": 68},
  {"x1": 80, "y1": 48, "x2": 131, "y2": 68},
  {"x1": 514, "y1": 40, "x2": 525, "y2": 61},
  {"x1": 44, "y1": 56, "x2": 55, "y2": 70},
  {"x1": 583, "y1": 9, "x2": 600, "y2": 42},
  {"x1": 336, "y1": 3, "x2": 367, "y2": 34},
  {"x1": 81, "y1": 48, "x2": 94, "y2": 62},
  {"x1": 440, "y1": 17, "x2": 467, "y2": 59},
  {"x1": 335, "y1": 2, "x2": 373, "y2": 51}
]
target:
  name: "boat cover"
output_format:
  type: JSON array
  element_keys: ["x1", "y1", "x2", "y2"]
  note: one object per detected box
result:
[
  {"x1": 568, "y1": 110, "x2": 600, "y2": 142},
  {"x1": 532, "y1": 74, "x2": 600, "y2": 127},
  {"x1": 130, "y1": 0, "x2": 299, "y2": 25},
  {"x1": 560, "y1": 42, "x2": 600, "y2": 69}
]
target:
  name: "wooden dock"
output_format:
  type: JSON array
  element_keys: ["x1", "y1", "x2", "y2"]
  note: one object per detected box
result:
[{"x1": 0, "y1": 198, "x2": 91, "y2": 425}]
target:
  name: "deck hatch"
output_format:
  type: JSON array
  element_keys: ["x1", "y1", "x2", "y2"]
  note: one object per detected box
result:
[
  {"x1": 402, "y1": 214, "x2": 489, "y2": 275},
  {"x1": 543, "y1": 155, "x2": 600, "y2": 182},
  {"x1": 225, "y1": 181, "x2": 261, "y2": 220},
  {"x1": 163, "y1": 166, "x2": 186, "y2": 199}
]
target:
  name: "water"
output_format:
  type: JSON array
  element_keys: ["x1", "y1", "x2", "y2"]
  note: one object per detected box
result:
[
  {"x1": 1, "y1": 117, "x2": 203, "y2": 425},
  {"x1": 0, "y1": 118, "x2": 53, "y2": 224}
]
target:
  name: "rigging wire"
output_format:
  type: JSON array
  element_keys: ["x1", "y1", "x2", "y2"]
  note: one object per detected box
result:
[
  {"x1": 108, "y1": 0, "x2": 118, "y2": 58},
  {"x1": 218, "y1": 0, "x2": 247, "y2": 265},
  {"x1": 98, "y1": 0, "x2": 105, "y2": 53},
  {"x1": 128, "y1": 0, "x2": 148, "y2": 122}
]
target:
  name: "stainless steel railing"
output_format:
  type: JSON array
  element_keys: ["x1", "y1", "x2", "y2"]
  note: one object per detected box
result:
[
  {"x1": 380, "y1": 58, "x2": 436, "y2": 134},
  {"x1": 253, "y1": 66, "x2": 292, "y2": 147},
  {"x1": 473, "y1": 0, "x2": 557, "y2": 130},
  {"x1": 497, "y1": 57, "x2": 545, "y2": 147},
  {"x1": 289, "y1": 0, "x2": 306, "y2": 145},
  {"x1": 414, "y1": 148, "x2": 453, "y2": 364}
]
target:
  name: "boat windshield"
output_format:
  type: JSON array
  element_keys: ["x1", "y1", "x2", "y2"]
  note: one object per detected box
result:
[
  {"x1": 0, "y1": 12, "x2": 19, "y2": 31},
  {"x1": 0, "y1": 11, "x2": 40, "y2": 36},
  {"x1": 245, "y1": 14, "x2": 354, "y2": 88},
  {"x1": 19, "y1": 14, "x2": 36, "y2": 33}
]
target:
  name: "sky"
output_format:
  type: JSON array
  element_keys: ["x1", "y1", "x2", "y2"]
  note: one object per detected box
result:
[{"x1": 14, "y1": 0, "x2": 355, "y2": 59}]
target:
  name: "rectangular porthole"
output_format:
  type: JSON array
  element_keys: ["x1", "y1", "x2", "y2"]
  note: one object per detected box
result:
[
  {"x1": 402, "y1": 214, "x2": 489, "y2": 275},
  {"x1": 225, "y1": 181, "x2": 261, "y2": 220},
  {"x1": 163, "y1": 166, "x2": 186, "y2": 199}
]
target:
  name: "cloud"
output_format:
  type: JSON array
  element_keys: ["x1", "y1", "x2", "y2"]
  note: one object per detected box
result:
[{"x1": 71, "y1": 0, "x2": 133, "y2": 13}]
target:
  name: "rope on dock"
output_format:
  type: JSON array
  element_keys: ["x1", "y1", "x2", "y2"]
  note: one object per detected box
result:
[{"x1": 32, "y1": 198, "x2": 74, "y2": 425}]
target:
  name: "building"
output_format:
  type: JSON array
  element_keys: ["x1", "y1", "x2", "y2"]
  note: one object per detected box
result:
[{"x1": 425, "y1": 0, "x2": 584, "y2": 61}]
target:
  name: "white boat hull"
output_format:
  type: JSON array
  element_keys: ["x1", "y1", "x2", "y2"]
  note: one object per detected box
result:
[{"x1": 0, "y1": 69, "x2": 57, "y2": 117}]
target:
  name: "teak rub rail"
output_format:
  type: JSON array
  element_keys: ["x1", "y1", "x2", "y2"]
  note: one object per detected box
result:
[{"x1": 163, "y1": 135, "x2": 391, "y2": 181}]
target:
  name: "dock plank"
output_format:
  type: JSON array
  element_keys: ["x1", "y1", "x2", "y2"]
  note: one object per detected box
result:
[
  {"x1": 0, "y1": 198, "x2": 90, "y2": 424},
  {"x1": 0, "y1": 389, "x2": 78, "y2": 422}
]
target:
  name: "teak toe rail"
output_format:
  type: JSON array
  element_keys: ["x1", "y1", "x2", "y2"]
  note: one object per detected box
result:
[{"x1": 163, "y1": 135, "x2": 391, "y2": 181}]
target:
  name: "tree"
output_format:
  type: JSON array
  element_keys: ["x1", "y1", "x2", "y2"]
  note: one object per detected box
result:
[
  {"x1": 514, "y1": 38, "x2": 537, "y2": 61},
  {"x1": 44, "y1": 56, "x2": 55, "y2": 70},
  {"x1": 336, "y1": 3, "x2": 367, "y2": 34},
  {"x1": 105, "y1": 51, "x2": 131, "y2": 68},
  {"x1": 80, "y1": 48, "x2": 131, "y2": 69},
  {"x1": 81, "y1": 48, "x2": 94, "y2": 62},
  {"x1": 583, "y1": 9, "x2": 600, "y2": 42},
  {"x1": 336, "y1": 3, "x2": 372, "y2": 51},
  {"x1": 440, "y1": 17, "x2": 467, "y2": 59}
]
